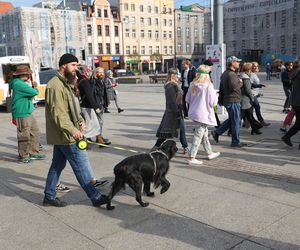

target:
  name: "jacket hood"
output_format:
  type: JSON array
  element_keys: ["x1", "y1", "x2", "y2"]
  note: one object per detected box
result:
[{"x1": 240, "y1": 72, "x2": 250, "y2": 79}]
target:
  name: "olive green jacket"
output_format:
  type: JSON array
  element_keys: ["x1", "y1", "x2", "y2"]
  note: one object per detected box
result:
[{"x1": 45, "y1": 72, "x2": 84, "y2": 145}]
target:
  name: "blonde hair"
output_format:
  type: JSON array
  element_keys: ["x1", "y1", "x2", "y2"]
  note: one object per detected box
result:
[
  {"x1": 241, "y1": 62, "x2": 253, "y2": 73},
  {"x1": 251, "y1": 62, "x2": 259, "y2": 72},
  {"x1": 165, "y1": 68, "x2": 178, "y2": 85},
  {"x1": 191, "y1": 65, "x2": 212, "y2": 95}
]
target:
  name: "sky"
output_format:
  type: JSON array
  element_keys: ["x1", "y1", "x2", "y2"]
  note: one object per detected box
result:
[{"x1": 9, "y1": 0, "x2": 211, "y2": 8}]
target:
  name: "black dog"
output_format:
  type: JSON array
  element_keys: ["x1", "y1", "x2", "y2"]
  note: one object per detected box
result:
[{"x1": 106, "y1": 140, "x2": 178, "y2": 210}]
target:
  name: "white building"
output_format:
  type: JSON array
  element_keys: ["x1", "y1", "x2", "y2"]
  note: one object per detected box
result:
[{"x1": 0, "y1": 6, "x2": 87, "y2": 68}]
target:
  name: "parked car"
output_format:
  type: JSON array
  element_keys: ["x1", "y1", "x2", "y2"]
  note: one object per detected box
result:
[{"x1": 113, "y1": 69, "x2": 134, "y2": 77}]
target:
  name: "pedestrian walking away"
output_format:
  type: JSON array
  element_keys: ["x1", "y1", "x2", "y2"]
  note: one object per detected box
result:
[{"x1": 43, "y1": 53, "x2": 108, "y2": 207}]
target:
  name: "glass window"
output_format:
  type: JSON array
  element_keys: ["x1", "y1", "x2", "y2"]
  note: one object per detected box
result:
[
  {"x1": 169, "y1": 46, "x2": 172, "y2": 55},
  {"x1": 156, "y1": 46, "x2": 159, "y2": 53},
  {"x1": 163, "y1": 19, "x2": 167, "y2": 26},
  {"x1": 140, "y1": 17, "x2": 144, "y2": 25},
  {"x1": 87, "y1": 24, "x2": 92, "y2": 36},
  {"x1": 163, "y1": 31, "x2": 167, "y2": 39},
  {"x1": 124, "y1": 3, "x2": 128, "y2": 11},
  {"x1": 104, "y1": 9, "x2": 108, "y2": 18},
  {"x1": 98, "y1": 43, "x2": 103, "y2": 54},
  {"x1": 126, "y1": 46, "x2": 130, "y2": 54},
  {"x1": 148, "y1": 18, "x2": 151, "y2": 25},
  {"x1": 148, "y1": 6, "x2": 151, "y2": 13},
  {"x1": 97, "y1": 25, "x2": 102, "y2": 36},
  {"x1": 164, "y1": 46, "x2": 167, "y2": 54},
  {"x1": 97, "y1": 9, "x2": 101, "y2": 17},
  {"x1": 106, "y1": 43, "x2": 111, "y2": 54},
  {"x1": 169, "y1": 31, "x2": 172, "y2": 39},
  {"x1": 131, "y1": 4, "x2": 135, "y2": 11},
  {"x1": 125, "y1": 29, "x2": 129, "y2": 37},
  {"x1": 149, "y1": 46, "x2": 153, "y2": 54},
  {"x1": 105, "y1": 25, "x2": 109, "y2": 36},
  {"x1": 148, "y1": 30, "x2": 152, "y2": 39},
  {"x1": 114, "y1": 26, "x2": 119, "y2": 37},
  {"x1": 133, "y1": 46, "x2": 137, "y2": 53},
  {"x1": 115, "y1": 43, "x2": 120, "y2": 54},
  {"x1": 141, "y1": 46, "x2": 145, "y2": 55},
  {"x1": 141, "y1": 30, "x2": 144, "y2": 38},
  {"x1": 88, "y1": 43, "x2": 92, "y2": 54},
  {"x1": 155, "y1": 30, "x2": 159, "y2": 39},
  {"x1": 155, "y1": 6, "x2": 158, "y2": 14},
  {"x1": 155, "y1": 18, "x2": 159, "y2": 26},
  {"x1": 132, "y1": 29, "x2": 136, "y2": 38},
  {"x1": 140, "y1": 5, "x2": 144, "y2": 12}
]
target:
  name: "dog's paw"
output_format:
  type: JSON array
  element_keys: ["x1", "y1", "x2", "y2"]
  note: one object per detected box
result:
[
  {"x1": 160, "y1": 186, "x2": 169, "y2": 194},
  {"x1": 146, "y1": 192, "x2": 155, "y2": 197},
  {"x1": 141, "y1": 202, "x2": 149, "y2": 207},
  {"x1": 106, "y1": 204, "x2": 115, "y2": 210}
]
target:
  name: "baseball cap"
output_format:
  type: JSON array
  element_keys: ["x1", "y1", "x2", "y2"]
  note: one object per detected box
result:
[{"x1": 227, "y1": 56, "x2": 242, "y2": 64}]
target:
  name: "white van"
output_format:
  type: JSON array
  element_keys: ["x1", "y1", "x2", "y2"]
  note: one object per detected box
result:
[{"x1": 0, "y1": 56, "x2": 45, "y2": 110}]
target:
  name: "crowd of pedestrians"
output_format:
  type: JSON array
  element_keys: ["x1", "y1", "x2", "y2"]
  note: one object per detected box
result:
[{"x1": 8, "y1": 53, "x2": 300, "y2": 208}]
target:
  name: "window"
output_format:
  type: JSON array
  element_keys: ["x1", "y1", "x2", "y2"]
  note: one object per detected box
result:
[
  {"x1": 97, "y1": 25, "x2": 102, "y2": 36},
  {"x1": 177, "y1": 14, "x2": 181, "y2": 20},
  {"x1": 141, "y1": 30, "x2": 144, "y2": 38},
  {"x1": 163, "y1": 19, "x2": 167, "y2": 26},
  {"x1": 169, "y1": 31, "x2": 172, "y2": 39},
  {"x1": 178, "y1": 43, "x2": 181, "y2": 52},
  {"x1": 148, "y1": 18, "x2": 151, "y2": 25},
  {"x1": 186, "y1": 28, "x2": 190, "y2": 38},
  {"x1": 148, "y1": 30, "x2": 152, "y2": 39},
  {"x1": 87, "y1": 24, "x2": 92, "y2": 36},
  {"x1": 114, "y1": 26, "x2": 119, "y2": 36},
  {"x1": 194, "y1": 28, "x2": 198, "y2": 37},
  {"x1": 115, "y1": 43, "x2": 120, "y2": 54},
  {"x1": 149, "y1": 46, "x2": 153, "y2": 54},
  {"x1": 124, "y1": 3, "x2": 128, "y2": 11},
  {"x1": 131, "y1": 4, "x2": 135, "y2": 11},
  {"x1": 125, "y1": 29, "x2": 129, "y2": 37},
  {"x1": 169, "y1": 19, "x2": 172, "y2": 26},
  {"x1": 164, "y1": 46, "x2": 167, "y2": 54},
  {"x1": 132, "y1": 29, "x2": 136, "y2": 38},
  {"x1": 133, "y1": 45, "x2": 137, "y2": 53},
  {"x1": 104, "y1": 9, "x2": 108, "y2": 18},
  {"x1": 177, "y1": 27, "x2": 181, "y2": 37},
  {"x1": 140, "y1": 17, "x2": 144, "y2": 25},
  {"x1": 163, "y1": 31, "x2": 167, "y2": 39},
  {"x1": 141, "y1": 46, "x2": 145, "y2": 55},
  {"x1": 131, "y1": 16, "x2": 136, "y2": 24},
  {"x1": 155, "y1": 18, "x2": 159, "y2": 26},
  {"x1": 148, "y1": 6, "x2": 151, "y2": 13},
  {"x1": 155, "y1": 30, "x2": 159, "y2": 39},
  {"x1": 156, "y1": 46, "x2": 159, "y2": 53},
  {"x1": 124, "y1": 16, "x2": 129, "y2": 23},
  {"x1": 97, "y1": 9, "x2": 101, "y2": 17},
  {"x1": 155, "y1": 6, "x2": 158, "y2": 13},
  {"x1": 140, "y1": 5, "x2": 144, "y2": 12},
  {"x1": 106, "y1": 43, "x2": 111, "y2": 54},
  {"x1": 126, "y1": 46, "x2": 130, "y2": 54},
  {"x1": 169, "y1": 46, "x2": 172, "y2": 55},
  {"x1": 186, "y1": 44, "x2": 191, "y2": 52},
  {"x1": 105, "y1": 25, "x2": 109, "y2": 36},
  {"x1": 88, "y1": 43, "x2": 92, "y2": 54},
  {"x1": 98, "y1": 43, "x2": 103, "y2": 54},
  {"x1": 168, "y1": 8, "x2": 172, "y2": 14}
]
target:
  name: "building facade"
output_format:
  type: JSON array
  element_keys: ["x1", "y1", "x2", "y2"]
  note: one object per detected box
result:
[
  {"x1": 175, "y1": 4, "x2": 211, "y2": 69},
  {"x1": 224, "y1": 0, "x2": 300, "y2": 62},
  {"x1": 79, "y1": 0, "x2": 123, "y2": 70},
  {"x1": 117, "y1": 0, "x2": 175, "y2": 73},
  {"x1": 0, "y1": 6, "x2": 87, "y2": 68}
]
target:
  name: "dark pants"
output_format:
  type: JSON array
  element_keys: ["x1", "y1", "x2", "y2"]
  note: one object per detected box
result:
[
  {"x1": 252, "y1": 96, "x2": 264, "y2": 123},
  {"x1": 285, "y1": 106, "x2": 300, "y2": 140},
  {"x1": 182, "y1": 87, "x2": 189, "y2": 117},
  {"x1": 283, "y1": 86, "x2": 292, "y2": 110},
  {"x1": 241, "y1": 108, "x2": 262, "y2": 132}
]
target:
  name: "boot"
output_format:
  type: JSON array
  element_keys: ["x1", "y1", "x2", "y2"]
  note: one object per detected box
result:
[
  {"x1": 96, "y1": 135, "x2": 111, "y2": 147},
  {"x1": 118, "y1": 108, "x2": 124, "y2": 113}
]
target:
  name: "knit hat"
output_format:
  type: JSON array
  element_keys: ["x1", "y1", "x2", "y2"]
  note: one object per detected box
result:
[
  {"x1": 13, "y1": 65, "x2": 33, "y2": 76},
  {"x1": 59, "y1": 53, "x2": 78, "y2": 67}
]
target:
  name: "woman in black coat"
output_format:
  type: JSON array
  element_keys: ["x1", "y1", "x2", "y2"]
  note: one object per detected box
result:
[{"x1": 153, "y1": 69, "x2": 181, "y2": 148}]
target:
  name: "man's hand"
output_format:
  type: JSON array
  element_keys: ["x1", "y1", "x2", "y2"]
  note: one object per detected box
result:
[
  {"x1": 79, "y1": 122, "x2": 86, "y2": 131},
  {"x1": 73, "y1": 130, "x2": 83, "y2": 140}
]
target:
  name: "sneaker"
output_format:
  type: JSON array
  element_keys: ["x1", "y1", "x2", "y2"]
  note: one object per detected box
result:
[
  {"x1": 211, "y1": 131, "x2": 219, "y2": 143},
  {"x1": 43, "y1": 197, "x2": 67, "y2": 207},
  {"x1": 19, "y1": 157, "x2": 32, "y2": 164},
  {"x1": 187, "y1": 159, "x2": 203, "y2": 166},
  {"x1": 281, "y1": 136, "x2": 293, "y2": 147},
  {"x1": 56, "y1": 183, "x2": 71, "y2": 193},
  {"x1": 207, "y1": 152, "x2": 220, "y2": 160},
  {"x1": 30, "y1": 154, "x2": 46, "y2": 160},
  {"x1": 92, "y1": 195, "x2": 108, "y2": 207},
  {"x1": 93, "y1": 179, "x2": 108, "y2": 188}
]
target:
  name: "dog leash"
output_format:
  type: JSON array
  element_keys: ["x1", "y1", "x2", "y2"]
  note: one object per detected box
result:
[
  {"x1": 149, "y1": 150, "x2": 169, "y2": 175},
  {"x1": 76, "y1": 138, "x2": 139, "y2": 153}
]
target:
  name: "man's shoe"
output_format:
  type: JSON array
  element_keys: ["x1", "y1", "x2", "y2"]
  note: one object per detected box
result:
[
  {"x1": 280, "y1": 127, "x2": 287, "y2": 133},
  {"x1": 92, "y1": 195, "x2": 108, "y2": 207},
  {"x1": 118, "y1": 108, "x2": 124, "y2": 113},
  {"x1": 93, "y1": 179, "x2": 108, "y2": 188},
  {"x1": 104, "y1": 109, "x2": 110, "y2": 113},
  {"x1": 30, "y1": 154, "x2": 46, "y2": 160},
  {"x1": 211, "y1": 131, "x2": 219, "y2": 143},
  {"x1": 19, "y1": 157, "x2": 32, "y2": 164},
  {"x1": 282, "y1": 136, "x2": 293, "y2": 147},
  {"x1": 43, "y1": 197, "x2": 67, "y2": 207},
  {"x1": 56, "y1": 183, "x2": 71, "y2": 193}
]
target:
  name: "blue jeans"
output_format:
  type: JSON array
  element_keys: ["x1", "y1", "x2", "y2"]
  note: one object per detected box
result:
[
  {"x1": 44, "y1": 144, "x2": 102, "y2": 203},
  {"x1": 179, "y1": 117, "x2": 188, "y2": 148},
  {"x1": 96, "y1": 109, "x2": 104, "y2": 134},
  {"x1": 215, "y1": 102, "x2": 241, "y2": 146},
  {"x1": 252, "y1": 96, "x2": 263, "y2": 122}
]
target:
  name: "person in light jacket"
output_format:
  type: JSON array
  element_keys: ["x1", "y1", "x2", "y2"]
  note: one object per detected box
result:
[{"x1": 185, "y1": 65, "x2": 220, "y2": 166}]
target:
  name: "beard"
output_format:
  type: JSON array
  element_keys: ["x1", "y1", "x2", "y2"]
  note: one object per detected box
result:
[{"x1": 65, "y1": 68, "x2": 76, "y2": 83}]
